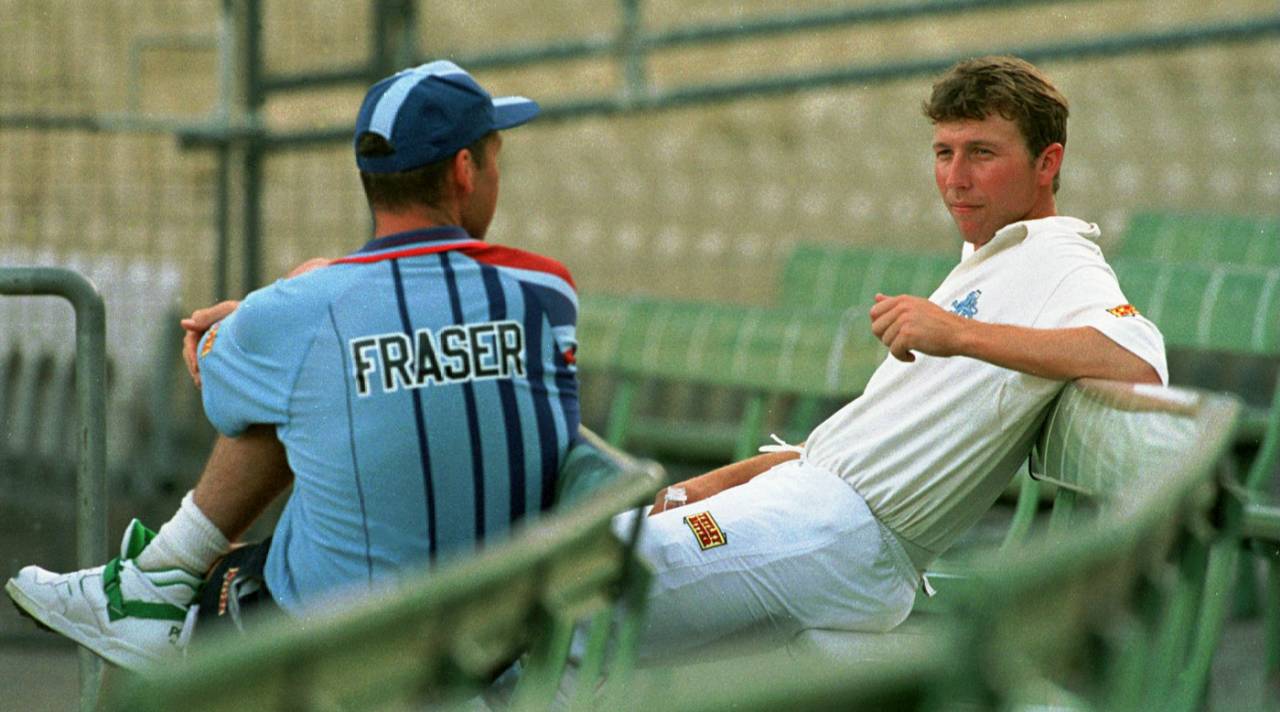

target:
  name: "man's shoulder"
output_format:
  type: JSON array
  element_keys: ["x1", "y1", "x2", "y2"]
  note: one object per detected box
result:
[
  {"x1": 227, "y1": 266, "x2": 361, "y2": 341},
  {"x1": 458, "y1": 243, "x2": 576, "y2": 291}
]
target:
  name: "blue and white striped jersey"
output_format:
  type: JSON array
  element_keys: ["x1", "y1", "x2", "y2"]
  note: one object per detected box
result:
[{"x1": 197, "y1": 226, "x2": 580, "y2": 614}]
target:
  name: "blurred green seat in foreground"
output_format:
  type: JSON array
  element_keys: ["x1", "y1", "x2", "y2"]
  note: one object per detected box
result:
[
  {"x1": 1114, "y1": 210, "x2": 1280, "y2": 265},
  {"x1": 1113, "y1": 257, "x2": 1280, "y2": 676},
  {"x1": 577, "y1": 294, "x2": 884, "y2": 465},
  {"x1": 631, "y1": 380, "x2": 1250, "y2": 711},
  {"x1": 109, "y1": 428, "x2": 664, "y2": 712}
]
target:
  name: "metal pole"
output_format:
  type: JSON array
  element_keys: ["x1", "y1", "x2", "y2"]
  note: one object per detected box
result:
[
  {"x1": 215, "y1": 143, "x2": 231, "y2": 302},
  {"x1": 214, "y1": 2, "x2": 234, "y2": 302},
  {"x1": 242, "y1": 144, "x2": 263, "y2": 292},
  {"x1": 618, "y1": 0, "x2": 647, "y2": 108},
  {"x1": 180, "y1": 15, "x2": 1280, "y2": 146},
  {"x1": 240, "y1": 0, "x2": 264, "y2": 293},
  {"x1": 372, "y1": 0, "x2": 420, "y2": 78},
  {"x1": 0, "y1": 267, "x2": 108, "y2": 712}
]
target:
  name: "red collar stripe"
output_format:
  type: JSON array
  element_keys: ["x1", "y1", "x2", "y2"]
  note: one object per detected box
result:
[
  {"x1": 453, "y1": 244, "x2": 576, "y2": 289},
  {"x1": 329, "y1": 240, "x2": 487, "y2": 265}
]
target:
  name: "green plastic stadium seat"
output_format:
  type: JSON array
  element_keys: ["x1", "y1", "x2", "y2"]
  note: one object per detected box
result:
[
  {"x1": 779, "y1": 243, "x2": 957, "y2": 311},
  {"x1": 577, "y1": 294, "x2": 882, "y2": 465},
  {"x1": 574, "y1": 245, "x2": 959, "y2": 470},
  {"x1": 628, "y1": 380, "x2": 1241, "y2": 711},
  {"x1": 108, "y1": 429, "x2": 663, "y2": 712},
  {"x1": 1116, "y1": 211, "x2": 1280, "y2": 266},
  {"x1": 1114, "y1": 257, "x2": 1280, "y2": 679}
]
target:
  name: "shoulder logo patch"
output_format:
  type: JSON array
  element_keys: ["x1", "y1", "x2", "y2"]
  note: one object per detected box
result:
[
  {"x1": 200, "y1": 323, "x2": 220, "y2": 358},
  {"x1": 950, "y1": 289, "x2": 982, "y2": 319},
  {"x1": 1107, "y1": 304, "x2": 1140, "y2": 318},
  {"x1": 684, "y1": 511, "x2": 727, "y2": 551}
]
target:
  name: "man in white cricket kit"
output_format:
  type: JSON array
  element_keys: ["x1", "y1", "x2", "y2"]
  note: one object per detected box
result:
[{"x1": 621, "y1": 55, "x2": 1168, "y2": 661}]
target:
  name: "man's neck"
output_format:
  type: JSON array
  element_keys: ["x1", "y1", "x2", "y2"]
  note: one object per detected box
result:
[
  {"x1": 372, "y1": 206, "x2": 460, "y2": 238},
  {"x1": 970, "y1": 196, "x2": 1058, "y2": 250}
]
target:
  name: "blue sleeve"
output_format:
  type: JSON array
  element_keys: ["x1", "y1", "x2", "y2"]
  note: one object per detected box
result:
[{"x1": 197, "y1": 277, "x2": 329, "y2": 436}]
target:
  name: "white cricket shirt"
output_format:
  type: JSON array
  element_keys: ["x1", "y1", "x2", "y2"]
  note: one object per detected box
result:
[{"x1": 803, "y1": 216, "x2": 1167, "y2": 562}]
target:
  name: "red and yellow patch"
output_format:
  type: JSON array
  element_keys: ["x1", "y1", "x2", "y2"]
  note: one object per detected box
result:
[
  {"x1": 1107, "y1": 304, "x2": 1140, "y2": 318},
  {"x1": 200, "y1": 323, "x2": 220, "y2": 358},
  {"x1": 683, "y1": 511, "x2": 727, "y2": 551}
]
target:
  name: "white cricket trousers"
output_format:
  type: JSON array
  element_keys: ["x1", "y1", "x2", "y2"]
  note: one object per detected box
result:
[{"x1": 613, "y1": 458, "x2": 919, "y2": 663}]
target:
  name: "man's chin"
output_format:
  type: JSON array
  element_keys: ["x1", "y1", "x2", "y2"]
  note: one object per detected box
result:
[{"x1": 950, "y1": 219, "x2": 988, "y2": 246}]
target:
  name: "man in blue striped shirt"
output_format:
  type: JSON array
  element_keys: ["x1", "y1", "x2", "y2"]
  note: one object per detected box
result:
[{"x1": 6, "y1": 61, "x2": 580, "y2": 670}]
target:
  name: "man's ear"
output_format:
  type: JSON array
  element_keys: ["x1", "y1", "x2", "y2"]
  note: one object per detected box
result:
[
  {"x1": 1038, "y1": 143, "x2": 1064, "y2": 186},
  {"x1": 452, "y1": 148, "x2": 476, "y2": 196}
]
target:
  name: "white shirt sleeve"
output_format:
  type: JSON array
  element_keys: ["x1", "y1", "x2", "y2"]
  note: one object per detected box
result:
[{"x1": 1032, "y1": 260, "x2": 1169, "y2": 385}]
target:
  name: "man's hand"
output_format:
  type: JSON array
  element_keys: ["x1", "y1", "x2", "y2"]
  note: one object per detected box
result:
[
  {"x1": 870, "y1": 293, "x2": 970, "y2": 362},
  {"x1": 286, "y1": 257, "x2": 333, "y2": 278},
  {"x1": 180, "y1": 257, "x2": 333, "y2": 389},
  {"x1": 651, "y1": 478, "x2": 715, "y2": 514},
  {"x1": 646, "y1": 449, "x2": 802, "y2": 516},
  {"x1": 181, "y1": 300, "x2": 240, "y2": 388}
]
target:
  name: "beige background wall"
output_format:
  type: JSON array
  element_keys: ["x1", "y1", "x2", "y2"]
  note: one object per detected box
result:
[{"x1": 2, "y1": 0, "x2": 1278, "y2": 313}]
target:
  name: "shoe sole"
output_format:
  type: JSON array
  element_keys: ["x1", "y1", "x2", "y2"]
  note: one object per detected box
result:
[{"x1": 4, "y1": 577, "x2": 154, "y2": 671}]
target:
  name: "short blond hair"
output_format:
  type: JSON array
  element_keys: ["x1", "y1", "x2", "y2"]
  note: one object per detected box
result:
[{"x1": 924, "y1": 56, "x2": 1069, "y2": 191}]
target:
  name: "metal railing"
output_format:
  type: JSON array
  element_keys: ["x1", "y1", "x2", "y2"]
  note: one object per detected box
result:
[{"x1": 0, "y1": 267, "x2": 108, "y2": 711}]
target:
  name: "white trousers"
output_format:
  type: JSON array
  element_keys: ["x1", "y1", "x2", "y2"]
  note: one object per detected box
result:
[{"x1": 614, "y1": 459, "x2": 919, "y2": 663}]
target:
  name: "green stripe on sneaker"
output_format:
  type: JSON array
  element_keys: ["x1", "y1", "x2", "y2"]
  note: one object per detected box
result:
[
  {"x1": 102, "y1": 558, "x2": 189, "y2": 623},
  {"x1": 122, "y1": 519, "x2": 159, "y2": 560},
  {"x1": 120, "y1": 600, "x2": 190, "y2": 622}
]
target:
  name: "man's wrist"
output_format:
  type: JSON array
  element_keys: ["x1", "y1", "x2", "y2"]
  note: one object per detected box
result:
[{"x1": 952, "y1": 316, "x2": 984, "y2": 358}]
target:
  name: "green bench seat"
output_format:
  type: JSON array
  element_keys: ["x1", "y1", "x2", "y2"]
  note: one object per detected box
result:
[
  {"x1": 1115, "y1": 210, "x2": 1280, "y2": 266},
  {"x1": 1111, "y1": 258, "x2": 1280, "y2": 497},
  {"x1": 779, "y1": 242, "x2": 957, "y2": 311},
  {"x1": 577, "y1": 295, "x2": 884, "y2": 464},
  {"x1": 108, "y1": 428, "x2": 664, "y2": 712},
  {"x1": 574, "y1": 245, "x2": 959, "y2": 469},
  {"x1": 628, "y1": 379, "x2": 1242, "y2": 711},
  {"x1": 1113, "y1": 257, "x2": 1280, "y2": 676}
]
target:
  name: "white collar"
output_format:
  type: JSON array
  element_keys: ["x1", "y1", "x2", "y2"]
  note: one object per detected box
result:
[{"x1": 962, "y1": 216, "x2": 1100, "y2": 263}]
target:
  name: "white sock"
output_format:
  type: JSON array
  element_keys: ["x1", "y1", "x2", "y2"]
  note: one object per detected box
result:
[{"x1": 134, "y1": 491, "x2": 231, "y2": 575}]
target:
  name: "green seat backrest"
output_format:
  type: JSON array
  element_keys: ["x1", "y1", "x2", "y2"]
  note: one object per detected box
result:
[
  {"x1": 109, "y1": 429, "x2": 663, "y2": 712},
  {"x1": 1113, "y1": 259, "x2": 1280, "y2": 355},
  {"x1": 630, "y1": 381, "x2": 1240, "y2": 711},
  {"x1": 597, "y1": 296, "x2": 882, "y2": 398},
  {"x1": 1030, "y1": 380, "x2": 1219, "y2": 516},
  {"x1": 576, "y1": 293, "x2": 639, "y2": 370},
  {"x1": 1118, "y1": 211, "x2": 1280, "y2": 266},
  {"x1": 781, "y1": 243, "x2": 957, "y2": 310},
  {"x1": 969, "y1": 380, "x2": 1238, "y2": 710}
]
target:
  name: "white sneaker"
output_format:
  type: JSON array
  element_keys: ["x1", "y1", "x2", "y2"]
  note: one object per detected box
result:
[{"x1": 4, "y1": 519, "x2": 203, "y2": 671}]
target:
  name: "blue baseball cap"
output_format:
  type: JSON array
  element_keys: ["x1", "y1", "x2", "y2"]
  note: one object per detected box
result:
[{"x1": 353, "y1": 60, "x2": 540, "y2": 174}]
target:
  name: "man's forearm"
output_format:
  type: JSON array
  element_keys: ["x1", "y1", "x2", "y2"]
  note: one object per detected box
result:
[
  {"x1": 192, "y1": 425, "x2": 294, "y2": 541},
  {"x1": 872, "y1": 295, "x2": 1162, "y2": 384},
  {"x1": 959, "y1": 322, "x2": 1161, "y2": 384},
  {"x1": 697, "y1": 450, "x2": 801, "y2": 493},
  {"x1": 652, "y1": 449, "x2": 800, "y2": 513}
]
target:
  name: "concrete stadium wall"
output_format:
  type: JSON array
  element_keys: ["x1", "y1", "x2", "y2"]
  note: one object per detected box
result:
[{"x1": 2, "y1": 0, "x2": 1278, "y2": 309}]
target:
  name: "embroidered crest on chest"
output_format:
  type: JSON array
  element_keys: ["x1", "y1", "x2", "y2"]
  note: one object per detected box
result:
[{"x1": 950, "y1": 289, "x2": 983, "y2": 319}]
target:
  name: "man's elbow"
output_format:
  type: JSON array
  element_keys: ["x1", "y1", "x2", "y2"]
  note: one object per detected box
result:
[
  {"x1": 1131, "y1": 362, "x2": 1163, "y2": 385},
  {"x1": 1107, "y1": 352, "x2": 1163, "y2": 385},
  {"x1": 1085, "y1": 328, "x2": 1164, "y2": 385}
]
